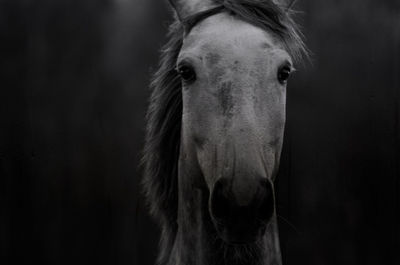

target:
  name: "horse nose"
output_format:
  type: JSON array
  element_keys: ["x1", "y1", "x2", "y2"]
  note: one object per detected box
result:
[{"x1": 210, "y1": 177, "x2": 274, "y2": 225}]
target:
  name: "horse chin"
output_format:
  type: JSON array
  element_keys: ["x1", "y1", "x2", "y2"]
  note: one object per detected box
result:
[{"x1": 213, "y1": 222, "x2": 267, "y2": 245}]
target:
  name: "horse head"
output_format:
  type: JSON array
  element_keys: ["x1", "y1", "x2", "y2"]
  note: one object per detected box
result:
[{"x1": 173, "y1": 0, "x2": 298, "y2": 244}]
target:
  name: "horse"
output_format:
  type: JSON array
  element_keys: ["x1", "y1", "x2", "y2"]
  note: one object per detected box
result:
[{"x1": 142, "y1": 0, "x2": 307, "y2": 264}]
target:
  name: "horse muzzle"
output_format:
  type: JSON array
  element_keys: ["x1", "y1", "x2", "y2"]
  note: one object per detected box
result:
[{"x1": 209, "y1": 177, "x2": 275, "y2": 244}]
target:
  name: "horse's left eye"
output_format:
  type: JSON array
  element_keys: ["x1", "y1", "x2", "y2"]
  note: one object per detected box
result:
[
  {"x1": 277, "y1": 65, "x2": 292, "y2": 85},
  {"x1": 177, "y1": 64, "x2": 196, "y2": 84}
]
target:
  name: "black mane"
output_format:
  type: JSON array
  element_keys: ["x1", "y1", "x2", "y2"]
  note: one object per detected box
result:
[{"x1": 142, "y1": 1, "x2": 307, "y2": 264}]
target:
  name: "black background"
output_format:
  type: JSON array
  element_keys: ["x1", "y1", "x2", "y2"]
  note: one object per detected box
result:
[{"x1": 0, "y1": 0, "x2": 399, "y2": 265}]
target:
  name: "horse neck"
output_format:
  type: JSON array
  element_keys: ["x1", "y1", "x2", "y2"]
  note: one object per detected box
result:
[{"x1": 167, "y1": 158, "x2": 283, "y2": 265}]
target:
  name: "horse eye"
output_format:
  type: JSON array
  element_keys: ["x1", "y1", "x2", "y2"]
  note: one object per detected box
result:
[
  {"x1": 177, "y1": 64, "x2": 196, "y2": 84},
  {"x1": 277, "y1": 65, "x2": 292, "y2": 85}
]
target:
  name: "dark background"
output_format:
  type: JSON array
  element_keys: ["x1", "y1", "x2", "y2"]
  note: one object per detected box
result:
[{"x1": 0, "y1": 0, "x2": 399, "y2": 264}]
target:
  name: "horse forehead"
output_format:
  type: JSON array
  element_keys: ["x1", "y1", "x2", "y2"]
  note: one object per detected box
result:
[{"x1": 182, "y1": 14, "x2": 278, "y2": 56}]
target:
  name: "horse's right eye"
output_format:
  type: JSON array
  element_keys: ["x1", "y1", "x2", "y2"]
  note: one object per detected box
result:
[
  {"x1": 177, "y1": 64, "x2": 196, "y2": 84},
  {"x1": 277, "y1": 65, "x2": 292, "y2": 85}
]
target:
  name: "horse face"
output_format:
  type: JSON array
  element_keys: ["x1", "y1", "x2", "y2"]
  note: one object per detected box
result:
[{"x1": 178, "y1": 13, "x2": 293, "y2": 244}]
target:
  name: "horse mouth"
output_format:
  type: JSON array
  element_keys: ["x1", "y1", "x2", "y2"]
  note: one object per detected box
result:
[{"x1": 213, "y1": 219, "x2": 268, "y2": 245}]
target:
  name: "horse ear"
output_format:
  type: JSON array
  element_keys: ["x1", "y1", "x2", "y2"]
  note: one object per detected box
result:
[{"x1": 168, "y1": 0, "x2": 218, "y2": 20}]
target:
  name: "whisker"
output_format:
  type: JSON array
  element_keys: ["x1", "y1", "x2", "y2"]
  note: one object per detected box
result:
[{"x1": 277, "y1": 214, "x2": 300, "y2": 234}]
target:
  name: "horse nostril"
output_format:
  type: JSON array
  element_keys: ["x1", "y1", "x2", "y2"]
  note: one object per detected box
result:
[
  {"x1": 210, "y1": 179, "x2": 231, "y2": 221},
  {"x1": 258, "y1": 179, "x2": 274, "y2": 223}
]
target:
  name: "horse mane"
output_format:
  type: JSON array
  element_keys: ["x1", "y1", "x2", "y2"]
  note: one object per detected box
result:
[{"x1": 142, "y1": 1, "x2": 307, "y2": 264}]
